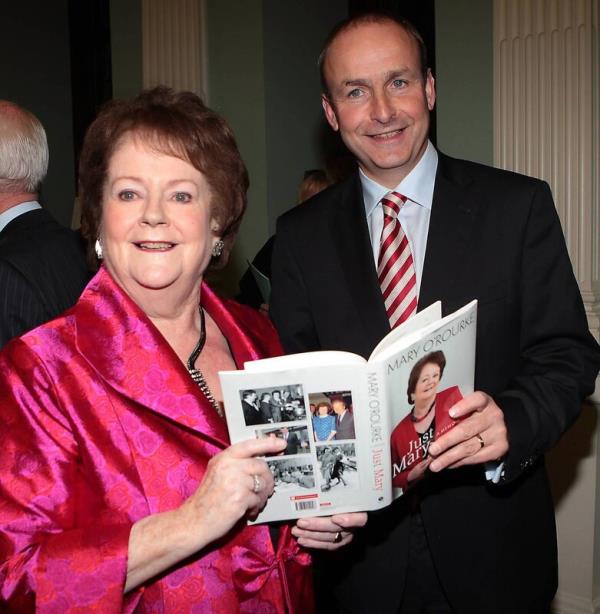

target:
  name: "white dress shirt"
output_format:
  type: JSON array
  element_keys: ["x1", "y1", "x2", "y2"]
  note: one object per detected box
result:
[
  {"x1": 360, "y1": 141, "x2": 437, "y2": 295},
  {"x1": 0, "y1": 201, "x2": 42, "y2": 234}
]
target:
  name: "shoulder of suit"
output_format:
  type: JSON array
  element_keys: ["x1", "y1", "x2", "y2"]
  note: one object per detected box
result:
[
  {"x1": 437, "y1": 151, "x2": 548, "y2": 191},
  {"x1": 276, "y1": 172, "x2": 359, "y2": 229},
  {"x1": 1, "y1": 212, "x2": 86, "y2": 258}
]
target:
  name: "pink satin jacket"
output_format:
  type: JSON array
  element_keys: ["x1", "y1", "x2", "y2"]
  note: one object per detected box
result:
[{"x1": 0, "y1": 268, "x2": 313, "y2": 613}]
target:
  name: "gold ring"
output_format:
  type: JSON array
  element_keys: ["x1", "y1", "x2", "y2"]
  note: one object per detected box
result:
[
  {"x1": 252, "y1": 474, "x2": 263, "y2": 494},
  {"x1": 475, "y1": 434, "x2": 485, "y2": 449},
  {"x1": 334, "y1": 531, "x2": 343, "y2": 543}
]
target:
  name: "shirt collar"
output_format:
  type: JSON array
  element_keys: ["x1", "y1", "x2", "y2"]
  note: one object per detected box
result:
[
  {"x1": 0, "y1": 200, "x2": 42, "y2": 233},
  {"x1": 360, "y1": 141, "x2": 438, "y2": 217}
]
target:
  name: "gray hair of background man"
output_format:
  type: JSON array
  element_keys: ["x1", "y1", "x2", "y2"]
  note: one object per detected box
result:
[{"x1": 0, "y1": 101, "x2": 49, "y2": 193}]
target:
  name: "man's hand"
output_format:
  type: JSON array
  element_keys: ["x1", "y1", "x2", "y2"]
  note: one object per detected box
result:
[
  {"x1": 428, "y1": 391, "x2": 508, "y2": 472},
  {"x1": 292, "y1": 512, "x2": 367, "y2": 550}
]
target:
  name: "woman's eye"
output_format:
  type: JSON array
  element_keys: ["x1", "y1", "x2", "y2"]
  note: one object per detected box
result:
[
  {"x1": 118, "y1": 190, "x2": 136, "y2": 201},
  {"x1": 174, "y1": 192, "x2": 192, "y2": 203}
]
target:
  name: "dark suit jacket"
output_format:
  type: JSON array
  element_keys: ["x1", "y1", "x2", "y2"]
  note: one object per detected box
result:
[
  {"x1": 0, "y1": 208, "x2": 90, "y2": 349},
  {"x1": 271, "y1": 153, "x2": 600, "y2": 614},
  {"x1": 242, "y1": 399, "x2": 263, "y2": 426},
  {"x1": 335, "y1": 411, "x2": 355, "y2": 440},
  {"x1": 284, "y1": 431, "x2": 301, "y2": 455}
]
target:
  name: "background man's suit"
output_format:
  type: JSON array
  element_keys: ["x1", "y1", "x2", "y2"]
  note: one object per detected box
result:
[
  {"x1": 271, "y1": 152, "x2": 600, "y2": 614},
  {"x1": 0, "y1": 208, "x2": 90, "y2": 348},
  {"x1": 335, "y1": 411, "x2": 355, "y2": 440},
  {"x1": 283, "y1": 430, "x2": 301, "y2": 455}
]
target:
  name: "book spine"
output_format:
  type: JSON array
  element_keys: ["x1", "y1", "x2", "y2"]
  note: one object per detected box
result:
[{"x1": 364, "y1": 363, "x2": 392, "y2": 507}]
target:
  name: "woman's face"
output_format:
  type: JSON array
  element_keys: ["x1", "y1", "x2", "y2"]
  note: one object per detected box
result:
[
  {"x1": 412, "y1": 362, "x2": 441, "y2": 406},
  {"x1": 318, "y1": 405, "x2": 329, "y2": 416},
  {"x1": 100, "y1": 134, "x2": 218, "y2": 304}
]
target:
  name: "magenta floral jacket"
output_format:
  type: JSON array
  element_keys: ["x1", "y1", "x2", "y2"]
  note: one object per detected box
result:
[{"x1": 0, "y1": 267, "x2": 313, "y2": 613}]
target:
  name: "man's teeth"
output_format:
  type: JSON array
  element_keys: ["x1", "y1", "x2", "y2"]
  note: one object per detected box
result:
[{"x1": 373, "y1": 129, "x2": 403, "y2": 139}]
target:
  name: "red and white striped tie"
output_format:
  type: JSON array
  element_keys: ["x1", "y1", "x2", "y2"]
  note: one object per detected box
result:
[{"x1": 377, "y1": 191, "x2": 418, "y2": 328}]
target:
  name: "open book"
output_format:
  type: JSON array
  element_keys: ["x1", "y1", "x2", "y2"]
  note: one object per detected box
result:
[{"x1": 219, "y1": 300, "x2": 477, "y2": 522}]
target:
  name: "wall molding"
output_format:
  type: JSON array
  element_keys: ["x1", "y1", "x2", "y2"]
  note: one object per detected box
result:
[
  {"x1": 553, "y1": 589, "x2": 597, "y2": 614},
  {"x1": 494, "y1": 0, "x2": 600, "y2": 342},
  {"x1": 141, "y1": 0, "x2": 207, "y2": 98}
]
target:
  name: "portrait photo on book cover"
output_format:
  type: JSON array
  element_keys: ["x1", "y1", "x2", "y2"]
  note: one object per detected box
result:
[
  {"x1": 267, "y1": 458, "x2": 316, "y2": 491},
  {"x1": 239, "y1": 384, "x2": 307, "y2": 426},
  {"x1": 316, "y1": 443, "x2": 358, "y2": 492},
  {"x1": 308, "y1": 390, "x2": 355, "y2": 442},
  {"x1": 255, "y1": 425, "x2": 311, "y2": 456},
  {"x1": 390, "y1": 350, "x2": 464, "y2": 492}
]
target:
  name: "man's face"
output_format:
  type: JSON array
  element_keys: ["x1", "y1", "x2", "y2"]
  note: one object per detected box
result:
[
  {"x1": 332, "y1": 401, "x2": 345, "y2": 415},
  {"x1": 322, "y1": 21, "x2": 435, "y2": 188}
]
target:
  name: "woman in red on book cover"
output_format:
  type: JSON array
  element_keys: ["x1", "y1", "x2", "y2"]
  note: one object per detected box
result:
[{"x1": 390, "y1": 351, "x2": 463, "y2": 493}]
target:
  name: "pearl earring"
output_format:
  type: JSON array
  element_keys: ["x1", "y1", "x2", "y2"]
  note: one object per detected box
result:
[{"x1": 95, "y1": 239, "x2": 103, "y2": 259}]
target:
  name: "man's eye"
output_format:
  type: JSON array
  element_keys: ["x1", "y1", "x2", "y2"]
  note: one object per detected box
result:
[
  {"x1": 174, "y1": 192, "x2": 192, "y2": 203},
  {"x1": 347, "y1": 88, "x2": 363, "y2": 99},
  {"x1": 392, "y1": 79, "x2": 408, "y2": 88},
  {"x1": 118, "y1": 190, "x2": 136, "y2": 201}
]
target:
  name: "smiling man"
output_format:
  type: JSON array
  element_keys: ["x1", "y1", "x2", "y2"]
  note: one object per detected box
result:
[{"x1": 270, "y1": 11, "x2": 600, "y2": 614}]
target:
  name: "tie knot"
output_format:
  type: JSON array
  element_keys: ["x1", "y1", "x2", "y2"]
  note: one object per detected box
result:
[{"x1": 381, "y1": 191, "x2": 406, "y2": 218}]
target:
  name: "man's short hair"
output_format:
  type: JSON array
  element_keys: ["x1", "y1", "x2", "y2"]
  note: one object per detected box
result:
[
  {"x1": 0, "y1": 102, "x2": 49, "y2": 193},
  {"x1": 318, "y1": 11, "x2": 429, "y2": 97}
]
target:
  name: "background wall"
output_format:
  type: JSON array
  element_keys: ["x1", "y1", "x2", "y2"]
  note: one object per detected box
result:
[
  {"x1": 0, "y1": 0, "x2": 75, "y2": 227},
  {"x1": 435, "y1": 0, "x2": 494, "y2": 165},
  {"x1": 110, "y1": 0, "x2": 143, "y2": 100},
  {"x1": 205, "y1": 0, "x2": 347, "y2": 295},
  {"x1": 262, "y1": 0, "x2": 347, "y2": 231},
  {"x1": 204, "y1": 0, "x2": 269, "y2": 295}
]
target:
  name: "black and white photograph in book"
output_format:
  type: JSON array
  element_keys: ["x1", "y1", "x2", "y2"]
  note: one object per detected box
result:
[
  {"x1": 316, "y1": 443, "x2": 358, "y2": 492},
  {"x1": 255, "y1": 425, "x2": 311, "y2": 455},
  {"x1": 240, "y1": 385, "x2": 307, "y2": 426},
  {"x1": 308, "y1": 391, "x2": 355, "y2": 442},
  {"x1": 267, "y1": 458, "x2": 316, "y2": 491}
]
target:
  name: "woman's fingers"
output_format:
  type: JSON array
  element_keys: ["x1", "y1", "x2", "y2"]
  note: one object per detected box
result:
[{"x1": 184, "y1": 437, "x2": 282, "y2": 541}]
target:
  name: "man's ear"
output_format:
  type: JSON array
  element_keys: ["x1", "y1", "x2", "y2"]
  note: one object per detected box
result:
[
  {"x1": 425, "y1": 69, "x2": 436, "y2": 111},
  {"x1": 322, "y1": 94, "x2": 340, "y2": 131}
]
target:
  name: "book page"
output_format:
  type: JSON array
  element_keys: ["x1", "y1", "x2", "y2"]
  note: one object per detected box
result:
[
  {"x1": 368, "y1": 301, "x2": 441, "y2": 361},
  {"x1": 243, "y1": 350, "x2": 365, "y2": 372},
  {"x1": 219, "y1": 363, "x2": 388, "y2": 522},
  {"x1": 379, "y1": 301, "x2": 478, "y2": 498}
]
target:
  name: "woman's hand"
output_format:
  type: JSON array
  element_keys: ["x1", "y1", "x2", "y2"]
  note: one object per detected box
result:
[
  {"x1": 126, "y1": 437, "x2": 286, "y2": 592},
  {"x1": 292, "y1": 512, "x2": 367, "y2": 551},
  {"x1": 181, "y1": 437, "x2": 287, "y2": 540}
]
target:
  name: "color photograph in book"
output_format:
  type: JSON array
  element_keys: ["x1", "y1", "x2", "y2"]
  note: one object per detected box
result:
[
  {"x1": 386, "y1": 306, "x2": 476, "y2": 496},
  {"x1": 308, "y1": 390, "x2": 356, "y2": 442}
]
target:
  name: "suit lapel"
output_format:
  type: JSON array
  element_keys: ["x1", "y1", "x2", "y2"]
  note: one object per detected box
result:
[
  {"x1": 75, "y1": 268, "x2": 231, "y2": 448},
  {"x1": 419, "y1": 154, "x2": 479, "y2": 315},
  {"x1": 329, "y1": 173, "x2": 390, "y2": 354}
]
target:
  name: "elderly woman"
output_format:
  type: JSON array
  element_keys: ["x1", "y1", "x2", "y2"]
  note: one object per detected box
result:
[
  {"x1": 0, "y1": 88, "x2": 317, "y2": 612},
  {"x1": 390, "y1": 351, "x2": 463, "y2": 492}
]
